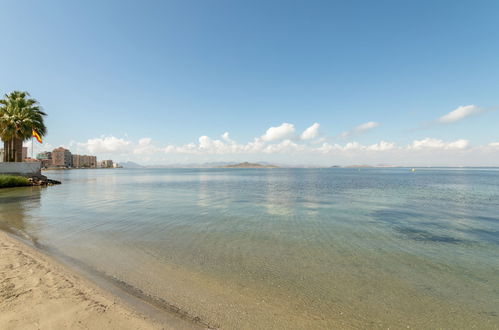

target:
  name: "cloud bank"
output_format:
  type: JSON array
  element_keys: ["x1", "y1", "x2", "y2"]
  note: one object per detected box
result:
[{"x1": 71, "y1": 121, "x2": 499, "y2": 166}]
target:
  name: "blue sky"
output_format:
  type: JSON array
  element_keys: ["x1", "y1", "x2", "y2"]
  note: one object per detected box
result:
[{"x1": 1, "y1": 0, "x2": 498, "y2": 165}]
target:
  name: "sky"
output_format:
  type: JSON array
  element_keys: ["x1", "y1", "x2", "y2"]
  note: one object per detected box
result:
[{"x1": 1, "y1": 0, "x2": 498, "y2": 166}]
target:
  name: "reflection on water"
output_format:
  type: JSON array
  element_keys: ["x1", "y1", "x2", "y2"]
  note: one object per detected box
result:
[
  {"x1": 264, "y1": 174, "x2": 295, "y2": 216},
  {"x1": 197, "y1": 174, "x2": 211, "y2": 208},
  {"x1": 0, "y1": 186, "x2": 42, "y2": 243},
  {"x1": 1, "y1": 168, "x2": 499, "y2": 329}
]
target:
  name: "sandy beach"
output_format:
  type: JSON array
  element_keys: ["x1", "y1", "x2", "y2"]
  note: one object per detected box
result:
[{"x1": 0, "y1": 231, "x2": 170, "y2": 330}]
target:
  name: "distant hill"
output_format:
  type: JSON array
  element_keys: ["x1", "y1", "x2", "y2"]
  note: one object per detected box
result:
[
  {"x1": 219, "y1": 162, "x2": 279, "y2": 168},
  {"x1": 120, "y1": 161, "x2": 144, "y2": 168}
]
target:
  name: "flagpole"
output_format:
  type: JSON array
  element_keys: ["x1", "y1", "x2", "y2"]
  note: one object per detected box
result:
[{"x1": 31, "y1": 136, "x2": 34, "y2": 159}]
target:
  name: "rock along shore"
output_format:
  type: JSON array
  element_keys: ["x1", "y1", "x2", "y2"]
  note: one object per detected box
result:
[{"x1": 28, "y1": 174, "x2": 61, "y2": 186}]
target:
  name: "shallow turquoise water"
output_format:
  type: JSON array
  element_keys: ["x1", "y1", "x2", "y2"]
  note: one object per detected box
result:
[{"x1": 1, "y1": 168, "x2": 498, "y2": 328}]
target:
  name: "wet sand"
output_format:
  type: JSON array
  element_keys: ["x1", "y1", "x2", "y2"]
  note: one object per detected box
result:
[{"x1": 0, "y1": 231, "x2": 170, "y2": 330}]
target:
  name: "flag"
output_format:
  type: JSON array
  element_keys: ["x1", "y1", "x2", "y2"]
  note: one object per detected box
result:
[{"x1": 32, "y1": 130, "x2": 42, "y2": 143}]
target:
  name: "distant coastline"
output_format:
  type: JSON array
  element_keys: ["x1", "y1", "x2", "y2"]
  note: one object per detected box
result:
[
  {"x1": 218, "y1": 162, "x2": 279, "y2": 168},
  {"x1": 119, "y1": 161, "x2": 499, "y2": 169},
  {"x1": 42, "y1": 166, "x2": 122, "y2": 171}
]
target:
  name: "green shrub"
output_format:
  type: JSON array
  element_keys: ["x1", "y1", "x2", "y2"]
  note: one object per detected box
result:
[{"x1": 0, "y1": 175, "x2": 31, "y2": 188}]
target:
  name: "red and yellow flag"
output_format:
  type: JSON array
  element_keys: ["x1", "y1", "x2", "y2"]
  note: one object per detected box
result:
[{"x1": 32, "y1": 130, "x2": 42, "y2": 143}]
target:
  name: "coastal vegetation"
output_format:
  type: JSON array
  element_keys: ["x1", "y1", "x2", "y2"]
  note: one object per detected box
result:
[
  {"x1": 0, "y1": 91, "x2": 47, "y2": 162},
  {"x1": 0, "y1": 175, "x2": 30, "y2": 188}
]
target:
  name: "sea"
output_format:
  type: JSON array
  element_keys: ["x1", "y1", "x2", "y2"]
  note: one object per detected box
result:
[{"x1": 1, "y1": 168, "x2": 498, "y2": 329}]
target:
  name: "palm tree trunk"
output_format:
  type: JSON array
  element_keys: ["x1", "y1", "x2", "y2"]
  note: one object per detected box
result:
[
  {"x1": 2, "y1": 138, "x2": 20, "y2": 162},
  {"x1": 7, "y1": 139, "x2": 13, "y2": 162},
  {"x1": 10, "y1": 138, "x2": 14, "y2": 162},
  {"x1": 10, "y1": 139, "x2": 14, "y2": 162},
  {"x1": 14, "y1": 137, "x2": 23, "y2": 162},
  {"x1": 9, "y1": 139, "x2": 14, "y2": 162},
  {"x1": 2, "y1": 140, "x2": 8, "y2": 162}
]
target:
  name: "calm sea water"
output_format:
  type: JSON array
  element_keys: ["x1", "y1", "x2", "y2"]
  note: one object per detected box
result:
[{"x1": 1, "y1": 168, "x2": 498, "y2": 329}]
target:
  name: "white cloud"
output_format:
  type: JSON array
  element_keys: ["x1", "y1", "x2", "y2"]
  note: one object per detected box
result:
[
  {"x1": 198, "y1": 135, "x2": 236, "y2": 154},
  {"x1": 343, "y1": 142, "x2": 362, "y2": 151},
  {"x1": 488, "y1": 142, "x2": 499, "y2": 148},
  {"x1": 408, "y1": 138, "x2": 469, "y2": 150},
  {"x1": 79, "y1": 136, "x2": 131, "y2": 154},
  {"x1": 438, "y1": 105, "x2": 479, "y2": 123},
  {"x1": 261, "y1": 123, "x2": 295, "y2": 142},
  {"x1": 138, "y1": 138, "x2": 151, "y2": 145},
  {"x1": 447, "y1": 139, "x2": 470, "y2": 149},
  {"x1": 221, "y1": 132, "x2": 233, "y2": 143},
  {"x1": 315, "y1": 140, "x2": 396, "y2": 152},
  {"x1": 133, "y1": 137, "x2": 160, "y2": 155},
  {"x1": 341, "y1": 121, "x2": 379, "y2": 139},
  {"x1": 368, "y1": 140, "x2": 397, "y2": 151},
  {"x1": 357, "y1": 121, "x2": 379, "y2": 131},
  {"x1": 300, "y1": 123, "x2": 320, "y2": 140},
  {"x1": 163, "y1": 135, "x2": 245, "y2": 155},
  {"x1": 263, "y1": 139, "x2": 303, "y2": 154}
]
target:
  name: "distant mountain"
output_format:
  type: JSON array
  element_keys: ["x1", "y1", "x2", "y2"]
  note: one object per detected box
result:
[
  {"x1": 120, "y1": 161, "x2": 144, "y2": 168},
  {"x1": 144, "y1": 162, "x2": 234, "y2": 168},
  {"x1": 219, "y1": 162, "x2": 279, "y2": 168}
]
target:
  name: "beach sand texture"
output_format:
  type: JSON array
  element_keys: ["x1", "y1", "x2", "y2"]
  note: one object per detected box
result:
[{"x1": 0, "y1": 231, "x2": 165, "y2": 330}]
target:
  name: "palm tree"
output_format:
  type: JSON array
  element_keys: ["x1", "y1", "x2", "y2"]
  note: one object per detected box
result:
[{"x1": 0, "y1": 91, "x2": 47, "y2": 162}]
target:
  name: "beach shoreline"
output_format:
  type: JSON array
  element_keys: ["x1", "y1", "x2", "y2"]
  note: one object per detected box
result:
[
  {"x1": 1, "y1": 168, "x2": 498, "y2": 329},
  {"x1": 0, "y1": 230, "x2": 201, "y2": 330}
]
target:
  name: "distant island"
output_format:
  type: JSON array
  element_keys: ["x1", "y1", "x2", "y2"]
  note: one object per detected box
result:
[
  {"x1": 119, "y1": 161, "x2": 144, "y2": 168},
  {"x1": 219, "y1": 162, "x2": 279, "y2": 168}
]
